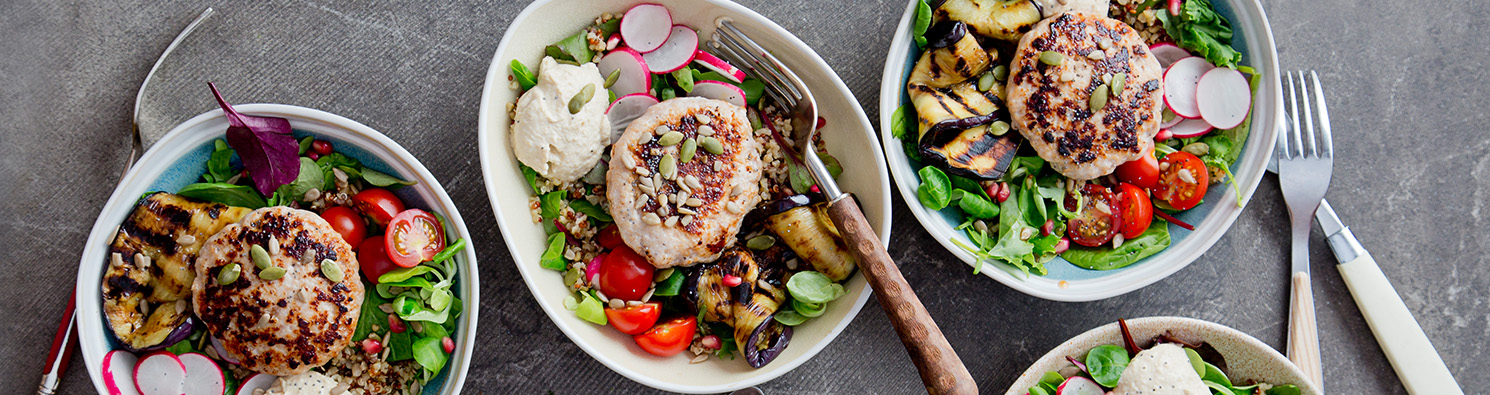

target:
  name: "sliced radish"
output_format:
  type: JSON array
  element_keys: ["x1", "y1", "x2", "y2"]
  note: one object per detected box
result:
[
  {"x1": 1195, "y1": 67, "x2": 1252, "y2": 129},
  {"x1": 1056, "y1": 376, "x2": 1105, "y2": 395},
  {"x1": 132, "y1": 351, "x2": 184, "y2": 395},
  {"x1": 598, "y1": 47, "x2": 652, "y2": 97},
  {"x1": 692, "y1": 50, "x2": 746, "y2": 83},
  {"x1": 1163, "y1": 56, "x2": 1214, "y2": 119},
  {"x1": 689, "y1": 81, "x2": 747, "y2": 107},
  {"x1": 1159, "y1": 107, "x2": 1182, "y2": 128},
  {"x1": 178, "y1": 353, "x2": 225, "y2": 395},
  {"x1": 103, "y1": 350, "x2": 141, "y2": 395},
  {"x1": 620, "y1": 4, "x2": 672, "y2": 53},
  {"x1": 233, "y1": 373, "x2": 278, "y2": 395},
  {"x1": 642, "y1": 25, "x2": 698, "y2": 74},
  {"x1": 1168, "y1": 117, "x2": 1214, "y2": 138},
  {"x1": 1149, "y1": 42, "x2": 1190, "y2": 68},
  {"x1": 606, "y1": 93, "x2": 661, "y2": 143}
]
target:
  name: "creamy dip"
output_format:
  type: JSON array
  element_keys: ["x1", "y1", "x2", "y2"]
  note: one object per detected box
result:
[
  {"x1": 263, "y1": 371, "x2": 350, "y2": 395},
  {"x1": 512, "y1": 56, "x2": 610, "y2": 183},
  {"x1": 1112, "y1": 343, "x2": 1211, "y2": 395}
]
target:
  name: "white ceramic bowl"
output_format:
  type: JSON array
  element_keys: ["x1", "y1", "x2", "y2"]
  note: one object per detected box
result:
[
  {"x1": 878, "y1": 0, "x2": 1283, "y2": 301},
  {"x1": 74, "y1": 104, "x2": 480, "y2": 395},
  {"x1": 1005, "y1": 316, "x2": 1319, "y2": 395},
  {"x1": 476, "y1": 0, "x2": 891, "y2": 392}
]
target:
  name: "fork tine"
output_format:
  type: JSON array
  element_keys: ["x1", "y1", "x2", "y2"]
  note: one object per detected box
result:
[
  {"x1": 1284, "y1": 70, "x2": 1301, "y2": 159},
  {"x1": 1298, "y1": 71, "x2": 1317, "y2": 158},
  {"x1": 715, "y1": 20, "x2": 805, "y2": 106},
  {"x1": 1309, "y1": 71, "x2": 1332, "y2": 158},
  {"x1": 708, "y1": 37, "x2": 793, "y2": 108}
]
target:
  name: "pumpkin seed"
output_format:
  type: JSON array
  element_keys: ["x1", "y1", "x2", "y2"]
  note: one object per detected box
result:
[
  {"x1": 746, "y1": 235, "x2": 776, "y2": 250},
  {"x1": 700, "y1": 136, "x2": 724, "y2": 155},
  {"x1": 604, "y1": 69, "x2": 620, "y2": 88},
  {"x1": 568, "y1": 83, "x2": 595, "y2": 114},
  {"x1": 1039, "y1": 51, "x2": 1064, "y2": 66},
  {"x1": 1182, "y1": 142, "x2": 1210, "y2": 156},
  {"x1": 658, "y1": 131, "x2": 684, "y2": 146},
  {"x1": 320, "y1": 259, "x2": 344, "y2": 282},
  {"x1": 1111, "y1": 74, "x2": 1126, "y2": 96},
  {"x1": 680, "y1": 138, "x2": 697, "y2": 162},
  {"x1": 217, "y1": 264, "x2": 241, "y2": 285},
  {"x1": 659, "y1": 153, "x2": 676, "y2": 178},
  {"x1": 987, "y1": 121, "x2": 1011, "y2": 136},
  {"x1": 654, "y1": 268, "x2": 675, "y2": 282},
  {"x1": 977, "y1": 72, "x2": 996, "y2": 92},
  {"x1": 1089, "y1": 84, "x2": 1110, "y2": 111},
  {"x1": 992, "y1": 65, "x2": 1009, "y2": 81},
  {"x1": 250, "y1": 244, "x2": 271, "y2": 269},
  {"x1": 259, "y1": 266, "x2": 287, "y2": 281}
]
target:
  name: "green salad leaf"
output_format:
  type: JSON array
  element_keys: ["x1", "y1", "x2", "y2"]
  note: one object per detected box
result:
[
  {"x1": 177, "y1": 183, "x2": 268, "y2": 208},
  {"x1": 785, "y1": 271, "x2": 840, "y2": 304},
  {"x1": 510, "y1": 59, "x2": 538, "y2": 91},
  {"x1": 1156, "y1": 0, "x2": 1242, "y2": 68},
  {"x1": 362, "y1": 168, "x2": 415, "y2": 187},
  {"x1": 912, "y1": 0, "x2": 932, "y2": 48},
  {"x1": 519, "y1": 163, "x2": 542, "y2": 194},
  {"x1": 1062, "y1": 219, "x2": 1172, "y2": 270},
  {"x1": 890, "y1": 104, "x2": 922, "y2": 162},
  {"x1": 1085, "y1": 344, "x2": 1130, "y2": 387},
  {"x1": 568, "y1": 199, "x2": 612, "y2": 223},
  {"x1": 539, "y1": 233, "x2": 567, "y2": 271},
  {"x1": 539, "y1": 191, "x2": 565, "y2": 220},
  {"x1": 916, "y1": 166, "x2": 952, "y2": 210},
  {"x1": 204, "y1": 139, "x2": 236, "y2": 183},
  {"x1": 412, "y1": 336, "x2": 448, "y2": 374}
]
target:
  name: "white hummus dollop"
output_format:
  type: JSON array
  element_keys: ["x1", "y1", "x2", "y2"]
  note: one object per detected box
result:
[
  {"x1": 1112, "y1": 343, "x2": 1211, "y2": 395},
  {"x1": 265, "y1": 371, "x2": 350, "y2": 395},
  {"x1": 511, "y1": 56, "x2": 610, "y2": 183}
]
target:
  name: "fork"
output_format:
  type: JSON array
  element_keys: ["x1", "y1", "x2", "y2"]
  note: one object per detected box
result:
[
  {"x1": 710, "y1": 19, "x2": 977, "y2": 394},
  {"x1": 1277, "y1": 70, "x2": 1331, "y2": 390}
]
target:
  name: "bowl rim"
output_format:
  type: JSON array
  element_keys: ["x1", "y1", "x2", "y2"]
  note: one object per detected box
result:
[
  {"x1": 73, "y1": 103, "x2": 480, "y2": 395},
  {"x1": 475, "y1": 0, "x2": 891, "y2": 392},
  {"x1": 1003, "y1": 316, "x2": 1321, "y2": 395},
  {"x1": 876, "y1": 0, "x2": 1283, "y2": 301}
]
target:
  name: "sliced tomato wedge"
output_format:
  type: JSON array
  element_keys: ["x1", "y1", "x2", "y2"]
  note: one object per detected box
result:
[
  {"x1": 1115, "y1": 183, "x2": 1153, "y2": 239},
  {"x1": 385, "y1": 209, "x2": 445, "y2": 267},
  {"x1": 1115, "y1": 150, "x2": 1161, "y2": 190},
  {"x1": 1154, "y1": 151, "x2": 1209, "y2": 210},
  {"x1": 1066, "y1": 184, "x2": 1123, "y2": 247},
  {"x1": 634, "y1": 315, "x2": 697, "y2": 357},
  {"x1": 605, "y1": 302, "x2": 661, "y2": 335}
]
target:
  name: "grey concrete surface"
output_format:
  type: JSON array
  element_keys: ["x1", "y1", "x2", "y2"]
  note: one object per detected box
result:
[{"x1": 2, "y1": 0, "x2": 1484, "y2": 393}]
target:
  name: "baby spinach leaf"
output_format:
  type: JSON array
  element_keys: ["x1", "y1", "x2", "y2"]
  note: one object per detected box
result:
[
  {"x1": 379, "y1": 266, "x2": 438, "y2": 284},
  {"x1": 949, "y1": 174, "x2": 990, "y2": 200},
  {"x1": 568, "y1": 199, "x2": 612, "y2": 222},
  {"x1": 913, "y1": 0, "x2": 932, "y2": 48},
  {"x1": 1265, "y1": 385, "x2": 1303, "y2": 395},
  {"x1": 519, "y1": 163, "x2": 542, "y2": 195},
  {"x1": 362, "y1": 168, "x2": 415, "y2": 187},
  {"x1": 205, "y1": 139, "x2": 236, "y2": 183},
  {"x1": 1085, "y1": 344, "x2": 1130, "y2": 387},
  {"x1": 818, "y1": 152, "x2": 844, "y2": 179},
  {"x1": 352, "y1": 286, "x2": 390, "y2": 342},
  {"x1": 773, "y1": 310, "x2": 808, "y2": 326},
  {"x1": 550, "y1": 30, "x2": 594, "y2": 63},
  {"x1": 540, "y1": 233, "x2": 567, "y2": 271},
  {"x1": 282, "y1": 157, "x2": 324, "y2": 200},
  {"x1": 575, "y1": 292, "x2": 607, "y2": 325},
  {"x1": 651, "y1": 268, "x2": 685, "y2": 297},
  {"x1": 786, "y1": 271, "x2": 838, "y2": 304},
  {"x1": 177, "y1": 183, "x2": 268, "y2": 208},
  {"x1": 540, "y1": 191, "x2": 566, "y2": 220},
  {"x1": 297, "y1": 136, "x2": 313, "y2": 154},
  {"x1": 596, "y1": 18, "x2": 622, "y2": 37},
  {"x1": 510, "y1": 59, "x2": 538, "y2": 91},
  {"x1": 315, "y1": 153, "x2": 361, "y2": 190},
  {"x1": 209, "y1": 82, "x2": 299, "y2": 196},
  {"x1": 672, "y1": 67, "x2": 695, "y2": 93},
  {"x1": 792, "y1": 298, "x2": 827, "y2": 318},
  {"x1": 956, "y1": 190, "x2": 1000, "y2": 219},
  {"x1": 386, "y1": 330, "x2": 414, "y2": 361},
  {"x1": 916, "y1": 166, "x2": 952, "y2": 210},
  {"x1": 412, "y1": 336, "x2": 448, "y2": 373},
  {"x1": 1063, "y1": 219, "x2": 1172, "y2": 270}
]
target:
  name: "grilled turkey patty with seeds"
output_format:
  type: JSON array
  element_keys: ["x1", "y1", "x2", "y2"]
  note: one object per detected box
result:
[
  {"x1": 191, "y1": 207, "x2": 363, "y2": 376},
  {"x1": 1008, "y1": 12, "x2": 1164, "y2": 180},
  {"x1": 606, "y1": 97, "x2": 762, "y2": 269}
]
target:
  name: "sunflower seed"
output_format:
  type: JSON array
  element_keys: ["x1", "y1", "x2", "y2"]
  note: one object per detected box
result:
[
  {"x1": 621, "y1": 153, "x2": 636, "y2": 169},
  {"x1": 321, "y1": 259, "x2": 344, "y2": 282},
  {"x1": 713, "y1": 161, "x2": 723, "y2": 171},
  {"x1": 1098, "y1": 38, "x2": 1114, "y2": 50},
  {"x1": 110, "y1": 252, "x2": 124, "y2": 268},
  {"x1": 658, "y1": 194, "x2": 668, "y2": 206},
  {"x1": 175, "y1": 299, "x2": 188, "y2": 314},
  {"x1": 302, "y1": 248, "x2": 317, "y2": 265},
  {"x1": 726, "y1": 200, "x2": 743, "y2": 213},
  {"x1": 642, "y1": 213, "x2": 662, "y2": 225},
  {"x1": 685, "y1": 175, "x2": 703, "y2": 190},
  {"x1": 696, "y1": 114, "x2": 712, "y2": 124},
  {"x1": 135, "y1": 253, "x2": 151, "y2": 269},
  {"x1": 635, "y1": 197, "x2": 650, "y2": 208},
  {"x1": 1086, "y1": 50, "x2": 1106, "y2": 60},
  {"x1": 609, "y1": 298, "x2": 625, "y2": 310},
  {"x1": 268, "y1": 237, "x2": 280, "y2": 256},
  {"x1": 641, "y1": 288, "x2": 655, "y2": 303},
  {"x1": 690, "y1": 354, "x2": 710, "y2": 363},
  {"x1": 635, "y1": 166, "x2": 652, "y2": 177},
  {"x1": 685, "y1": 198, "x2": 703, "y2": 207},
  {"x1": 658, "y1": 131, "x2": 685, "y2": 146},
  {"x1": 176, "y1": 234, "x2": 197, "y2": 246},
  {"x1": 697, "y1": 125, "x2": 715, "y2": 136},
  {"x1": 254, "y1": 313, "x2": 271, "y2": 329},
  {"x1": 654, "y1": 125, "x2": 671, "y2": 135},
  {"x1": 656, "y1": 206, "x2": 668, "y2": 218},
  {"x1": 626, "y1": 300, "x2": 642, "y2": 307},
  {"x1": 251, "y1": 244, "x2": 271, "y2": 269},
  {"x1": 216, "y1": 264, "x2": 241, "y2": 285},
  {"x1": 665, "y1": 216, "x2": 678, "y2": 227},
  {"x1": 731, "y1": 184, "x2": 746, "y2": 196},
  {"x1": 678, "y1": 207, "x2": 697, "y2": 215},
  {"x1": 681, "y1": 215, "x2": 694, "y2": 226},
  {"x1": 638, "y1": 184, "x2": 656, "y2": 196}
]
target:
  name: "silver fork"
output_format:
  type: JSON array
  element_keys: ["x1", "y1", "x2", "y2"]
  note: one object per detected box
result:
[
  {"x1": 1277, "y1": 70, "x2": 1331, "y2": 390},
  {"x1": 710, "y1": 19, "x2": 977, "y2": 394}
]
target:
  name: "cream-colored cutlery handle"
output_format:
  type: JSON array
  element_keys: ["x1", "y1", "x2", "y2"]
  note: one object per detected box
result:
[
  {"x1": 1337, "y1": 253, "x2": 1464, "y2": 395},
  {"x1": 1287, "y1": 272, "x2": 1323, "y2": 389}
]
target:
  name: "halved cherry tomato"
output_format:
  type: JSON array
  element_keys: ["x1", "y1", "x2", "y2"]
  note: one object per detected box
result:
[
  {"x1": 596, "y1": 224, "x2": 625, "y2": 250},
  {"x1": 604, "y1": 302, "x2": 661, "y2": 335},
  {"x1": 634, "y1": 316, "x2": 697, "y2": 357},
  {"x1": 352, "y1": 188, "x2": 405, "y2": 227},
  {"x1": 320, "y1": 206, "x2": 367, "y2": 247},
  {"x1": 357, "y1": 234, "x2": 399, "y2": 283},
  {"x1": 598, "y1": 246, "x2": 654, "y2": 301},
  {"x1": 1066, "y1": 184, "x2": 1123, "y2": 247},
  {"x1": 385, "y1": 209, "x2": 445, "y2": 267},
  {"x1": 1115, "y1": 183, "x2": 1153, "y2": 240},
  {"x1": 1115, "y1": 150, "x2": 1160, "y2": 190},
  {"x1": 1153, "y1": 151, "x2": 1209, "y2": 211}
]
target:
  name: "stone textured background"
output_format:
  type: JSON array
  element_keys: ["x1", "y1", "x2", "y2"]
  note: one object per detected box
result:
[{"x1": 3, "y1": 0, "x2": 1484, "y2": 393}]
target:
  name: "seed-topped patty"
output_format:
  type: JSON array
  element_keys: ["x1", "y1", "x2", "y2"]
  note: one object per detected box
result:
[
  {"x1": 606, "y1": 97, "x2": 763, "y2": 269},
  {"x1": 191, "y1": 207, "x2": 363, "y2": 376},
  {"x1": 1008, "y1": 12, "x2": 1164, "y2": 180}
]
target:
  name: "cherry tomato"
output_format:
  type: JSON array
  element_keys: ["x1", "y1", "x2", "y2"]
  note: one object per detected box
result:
[
  {"x1": 1115, "y1": 151, "x2": 1160, "y2": 190},
  {"x1": 320, "y1": 206, "x2": 367, "y2": 247},
  {"x1": 352, "y1": 188, "x2": 405, "y2": 227},
  {"x1": 1115, "y1": 183, "x2": 1153, "y2": 240},
  {"x1": 596, "y1": 224, "x2": 625, "y2": 250},
  {"x1": 598, "y1": 246, "x2": 654, "y2": 301},
  {"x1": 385, "y1": 209, "x2": 446, "y2": 267},
  {"x1": 604, "y1": 302, "x2": 661, "y2": 335},
  {"x1": 1153, "y1": 151, "x2": 1209, "y2": 211},
  {"x1": 634, "y1": 316, "x2": 697, "y2": 357},
  {"x1": 1065, "y1": 184, "x2": 1123, "y2": 247},
  {"x1": 357, "y1": 234, "x2": 399, "y2": 283}
]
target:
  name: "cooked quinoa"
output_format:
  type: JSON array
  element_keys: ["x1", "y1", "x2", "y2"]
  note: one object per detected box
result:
[{"x1": 1109, "y1": 0, "x2": 1172, "y2": 44}]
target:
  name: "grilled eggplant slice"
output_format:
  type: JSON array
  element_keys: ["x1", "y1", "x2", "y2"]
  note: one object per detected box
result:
[
  {"x1": 908, "y1": 80, "x2": 1020, "y2": 179},
  {"x1": 763, "y1": 203, "x2": 856, "y2": 282},
  {"x1": 734, "y1": 265, "x2": 790, "y2": 368},
  {"x1": 907, "y1": 24, "x2": 991, "y2": 89},
  {"x1": 686, "y1": 249, "x2": 760, "y2": 323},
  {"x1": 101, "y1": 192, "x2": 249, "y2": 350},
  {"x1": 936, "y1": 0, "x2": 1043, "y2": 41}
]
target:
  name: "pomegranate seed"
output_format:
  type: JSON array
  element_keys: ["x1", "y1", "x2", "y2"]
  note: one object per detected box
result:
[
  {"x1": 1054, "y1": 238, "x2": 1071, "y2": 254},
  {"x1": 388, "y1": 315, "x2": 407, "y2": 333},
  {"x1": 722, "y1": 275, "x2": 742, "y2": 287},
  {"x1": 815, "y1": 117, "x2": 827, "y2": 129},
  {"x1": 441, "y1": 336, "x2": 455, "y2": 353},
  {"x1": 995, "y1": 182, "x2": 1011, "y2": 203},
  {"x1": 701, "y1": 335, "x2": 722, "y2": 350},
  {"x1": 361, "y1": 338, "x2": 383, "y2": 354},
  {"x1": 307, "y1": 151, "x2": 321, "y2": 160},
  {"x1": 1155, "y1": 128, "x2": 1173, "y2": 141},
  {"x1": 1042, "y1": 219, "x2": 1054, "y2": 236},
  {"x1": 239, "y1": 169, "x2": 248, "y2": 178},
  {"x1": 312, "y1": 140, "x2": 334, "y2": 155},
  {"x1": 809, "y1": 184, "x2": 820, "y2": 193}
]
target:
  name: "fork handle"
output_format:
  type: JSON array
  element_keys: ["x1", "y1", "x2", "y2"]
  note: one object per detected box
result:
[
  {"x1": 1336, "y1": 253, "x2": 1464, "y2": 394},
  {"x1": 1287, "y1": 271, "x2": 1323, "y2": 389},
  {"x1": 827, "y1": 195, "x2": 977, "y2": 395}
]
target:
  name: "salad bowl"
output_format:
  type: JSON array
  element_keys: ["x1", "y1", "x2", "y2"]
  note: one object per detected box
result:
[
  {"x1": 75, "y1": 104, "x2": 479, "y2": 395},
  {"x1": 878, "y1": 0, "x2": 1283, "y2": 301},
  {"x1": 476, "y1": 0, "x2": 891, "y2": 392}
]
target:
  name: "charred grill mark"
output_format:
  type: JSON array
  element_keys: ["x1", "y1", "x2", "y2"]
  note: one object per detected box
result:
[{"x1": 104, "y1": 269, "x2": 147, "y2": 297}]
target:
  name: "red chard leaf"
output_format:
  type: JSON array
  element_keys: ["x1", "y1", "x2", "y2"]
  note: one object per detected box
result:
[{"x1": 208, "y1": 82, "x2": 299, "y2": 196}]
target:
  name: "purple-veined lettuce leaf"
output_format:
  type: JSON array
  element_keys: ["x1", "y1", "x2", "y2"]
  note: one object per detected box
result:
[{"x1": 208, "y1": 82, "x2": 299, "y2": 196}]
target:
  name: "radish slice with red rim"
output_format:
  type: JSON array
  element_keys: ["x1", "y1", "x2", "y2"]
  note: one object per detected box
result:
[
  {"x1": 1195, "y1": 67, "x2": 1252, "y2": 129},
  {"x1": 1056, "y1": 376, "x2": 1105, "y2": 395},
  {"x1": 689, "y1": 81, "x2": 747, "y2": 107},
  {"x1": 178, "y1": 353, "x2": 225, "y2": 395},
  {"x1": 233, "y1": 374, "x2": 278, "y2": 395},
  {"x1": 620, "y1": 4, "x2": 672, "y2": 53},
  {"x1": 1149, "y1": 42, "x2": 1190, "y2": 68},
  {"x1": 103, "y1": 350, "x2": 140, "y2": 395},
  {"x1": 132, "y1": 351, "x2": 184, "y2": 395},
  {"x1": 693, "y1": 50, "x2": 745, "y2": 83},
  {"x1": 1162, "y1": 56, "x2": 1214, "y2": 119},
  {"x1": 607, "y1": 93, "x2": 661, "y2": 143},
  {"x1": 598, "y1": 47, "x2": 652, "y2": 97},
  {"x1": 642, "y1": 25, "x2": 698, "y2": 74},
  {"x1": 1167, "y1": 117, "x2": 1214, "y2": 138},
  {"x1": 1160, "y1": 108, "x2": 1183, "y2": 128}
]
